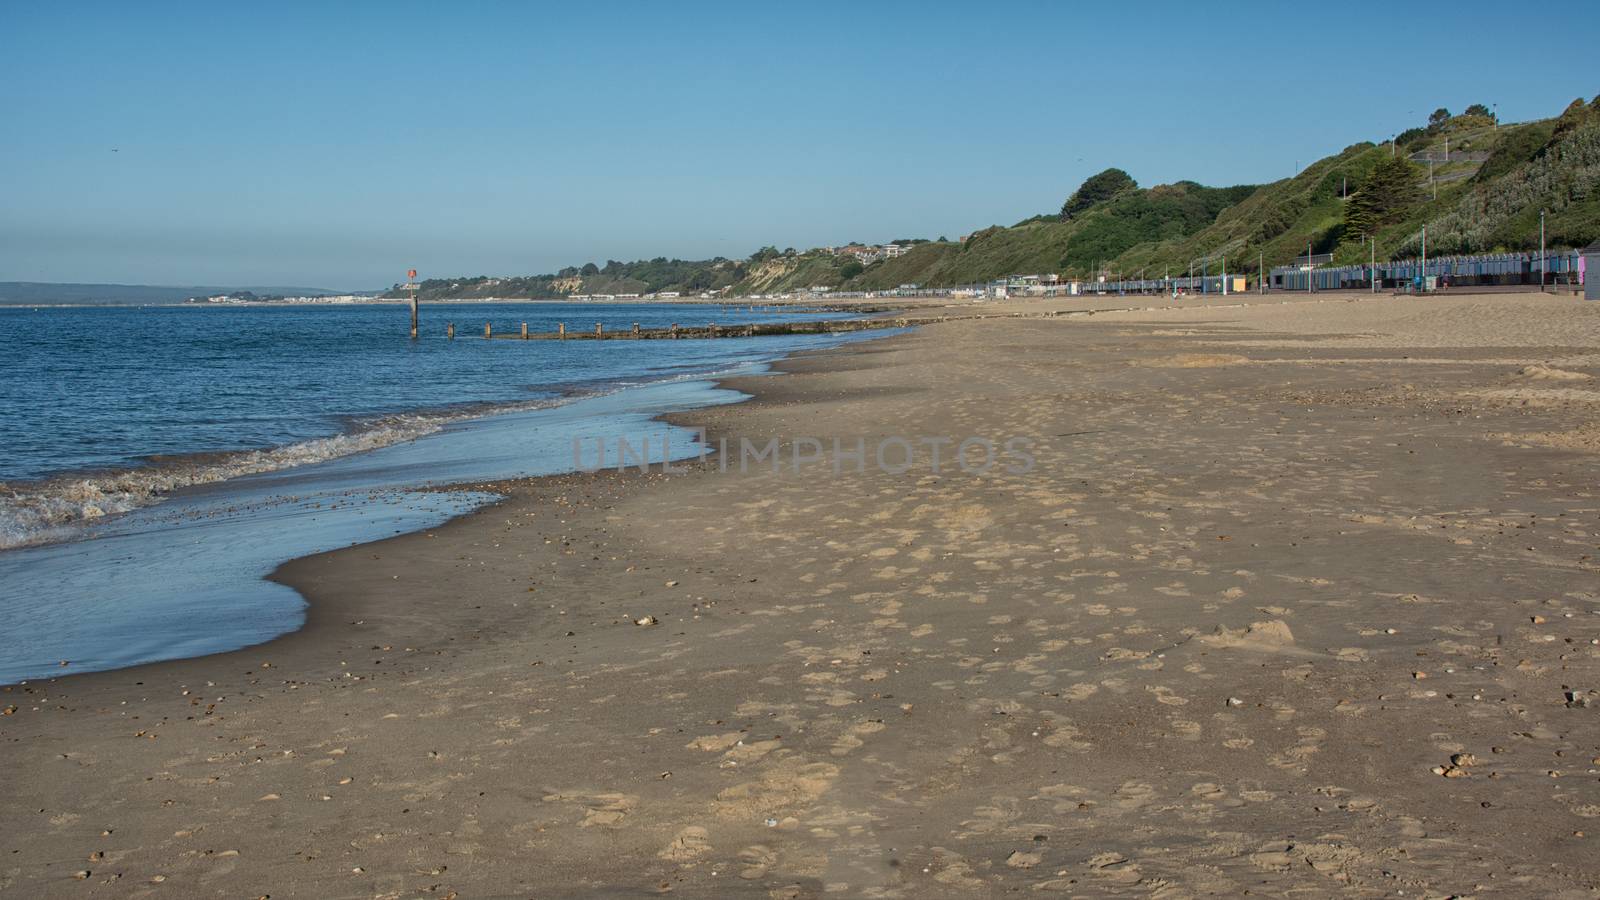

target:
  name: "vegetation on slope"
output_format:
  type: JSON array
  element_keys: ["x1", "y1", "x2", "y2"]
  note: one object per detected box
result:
[
  {"x1": 394, "y1": 256, "x2": 750, "y2": 301},
  {"x1": 394, "y1": 96, "x2": 1600, "y2": 299},
  {"x1": 844, "y1": 178, "x2": 1255, "y2": 288},
  {"x1": 1060, "y1": 168, "x2": 1138, "y2": 219},
  {"x1": 1103, "y1": 95, "x2": 1599, "y2": 277},
  {"x1": 1404, "y1": 101, "x2": 1600, "y2": 255}
]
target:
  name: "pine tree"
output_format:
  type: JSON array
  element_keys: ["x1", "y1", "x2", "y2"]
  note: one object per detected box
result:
[{"x1": 1343, "y1": 156, "x2": 1422, "y2": 241}]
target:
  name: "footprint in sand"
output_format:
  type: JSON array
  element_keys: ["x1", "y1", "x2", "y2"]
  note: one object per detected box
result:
[
  {"x1": 1086, "y1": 851, "x2": 1144, "y2": 884},
  {"x1": 540, "y1": 791, "x2": 636, "y2": 828},
  {"x1": 737, "y1": 844, "x2": 777, "y2": 879},
  {"x1": 723, "y1": 739, "x2": 783, "y2": 766},
  {"x1": 687, "y1": 732, "x2": 745, "y2": 752},
  {"x1": 1112, "y1": 781, "x2": 1156, "y2": 811},
  {"x1": 830, "y1": 721, "x2": 886, "y2": 757},
  {"x1": 714, "y1": 759, "x2": 839, "y2": 819},
  {"x1": 659, "y1": 826, "x2": 712, "y2": 862}
]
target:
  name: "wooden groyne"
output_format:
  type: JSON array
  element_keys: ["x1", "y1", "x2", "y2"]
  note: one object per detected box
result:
[
  {"x1": 444, "y1": 317, "x2": 918, "y2": 341},
  {"x1": 436, "y1": 293, "x2": 1414, "y2": 342}
]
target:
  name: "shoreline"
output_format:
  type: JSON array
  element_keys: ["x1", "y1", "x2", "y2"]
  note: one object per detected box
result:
[
  {"x1": 0, "y1": 330, "x2": 899, "y2": 689},
  {"x1": 0, "y1": 299, "x2": 882, "y2": 555},
  {"x1": 7, "y1": 287, "x2": 1590, "y2": 685},
  {"x1": 6, "y1": 289, "x2": 1599, "y2": 895},
  {"x1": 0, "y1": 289, "x2": 1334, "y2": 554},
  {"x1": 0, "y1": 335, "x2": 890, "y2": 683}
]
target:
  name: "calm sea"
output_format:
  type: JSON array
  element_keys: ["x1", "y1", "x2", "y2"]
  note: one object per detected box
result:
[
  {"x1": 0, "y1": 301, "x2": 847, "y2": 547},
  {"x1": 0, "y1": 301, "x2": 881, "y2": 681}
]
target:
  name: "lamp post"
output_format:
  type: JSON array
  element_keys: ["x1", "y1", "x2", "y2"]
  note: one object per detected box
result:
[{"x1": 1539, "y1": 209, "x2": 1546, "y2": 293}]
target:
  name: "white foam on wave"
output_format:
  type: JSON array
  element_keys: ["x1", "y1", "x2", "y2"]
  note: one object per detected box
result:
[
  {"x1": 0, "y1": 403, "x2": 556, "y2": 550},
  {"x1": 0, "y1": 333, "x2": 834, "y2": 552}
]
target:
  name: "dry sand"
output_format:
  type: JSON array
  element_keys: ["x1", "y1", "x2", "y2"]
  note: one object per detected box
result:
[{"x1": 4, "y1": 290, "x2": 1600, "y2": 897}]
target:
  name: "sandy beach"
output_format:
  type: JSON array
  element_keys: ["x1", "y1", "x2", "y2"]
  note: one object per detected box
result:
[{"x1": 5, "y1": 290, "x2": 1600, "y2": 897}]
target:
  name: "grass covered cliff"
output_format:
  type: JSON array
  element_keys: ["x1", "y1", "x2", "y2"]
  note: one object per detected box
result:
[{"x1": 390, "y1": 95, "x2": 1600, "y2": 299}]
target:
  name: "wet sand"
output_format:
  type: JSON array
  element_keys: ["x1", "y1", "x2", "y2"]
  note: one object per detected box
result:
[{"x1": 4, "y1": 290, "x2": 1600, "y2": 897}]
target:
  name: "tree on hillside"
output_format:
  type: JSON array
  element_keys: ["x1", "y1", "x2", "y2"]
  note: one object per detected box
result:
[
  {"x1": 1342, "y1": 155, "x2": 1422, "y2": 240},
  {"x1": 838, "y1": 260, "x2": 865, "y2": 280},
  {"x1": 1464, "y1": 103, "x2": 1493, "y2": 120},
  {"x1": 1428, "y1": 108, "x2": 1451, "y2": 129},
  {"x1": 580, "y1": 262, "x2": 600, "y2": 276},
  {"x1": 1060, "y1": 168, "x2": 1137, "y2": 220},
  {"x1": 749, "y1": 246, "x2": 781, "y2": 263}
]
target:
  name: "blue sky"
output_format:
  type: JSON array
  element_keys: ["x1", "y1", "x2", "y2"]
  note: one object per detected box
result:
[{"x1": 1, "y1": 1, "x2": 1592, "y2": 290}]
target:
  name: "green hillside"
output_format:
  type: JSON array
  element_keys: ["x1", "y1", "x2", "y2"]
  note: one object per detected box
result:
[
  {"x1": 394, "y1": 257, "x2": 749, "y2": 301},
  {"x1": 391, "y1": 95, "x2": 1600, "y2": 300},
  {"x1": 1099, "y1": 97, "x2": 1600, "y2": 278},
  {"x1": 840, "y1": 178, "x2": 1257, "y2": 289}
]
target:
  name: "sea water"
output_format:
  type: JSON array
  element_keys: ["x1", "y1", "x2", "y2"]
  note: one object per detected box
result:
[{"x1": 0, "y1": 301, "x2": 882, "y2": 682}]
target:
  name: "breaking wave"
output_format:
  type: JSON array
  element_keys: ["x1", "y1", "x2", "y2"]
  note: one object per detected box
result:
[{"x1": 0, "y1": 402, "x2": 555, "y2": 550}]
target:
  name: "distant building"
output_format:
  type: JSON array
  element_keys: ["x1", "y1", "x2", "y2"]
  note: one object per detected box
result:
[
  {"x1": 883, "y1": 244, "x2": 908, "y2": 258},
  {"x1": 658, "y1": 291, "x2": 681, "y2": 299}
]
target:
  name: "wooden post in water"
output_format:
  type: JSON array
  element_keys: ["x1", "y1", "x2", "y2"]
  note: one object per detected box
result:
[
  {"x1": 670, "y1": 323, "x2": 679, "y2": 339},
  {"x1": 447, "y1": 322, "x2": 455, "y2": 339},
  {"x1": 595, "y1": 322, "x2": 603, "y2": 338},
  {"x1": 632, "y1": 322, "x2": 640, "y2": 337},
  {"x1": 484, "y1": 322, "x2": 492, "y2": 339},
  {"x1": 710, "y1": 322, "x2": 720, "y2": 338},
  {"x1": 558, "y1": 323, "x2": 566, "y2": 340},
  {"x1": 521, "y1": 322, "x2": 528, "y2": 339},
  {"x1": 406, "y1": 268, "x2": 419, "y2": 339}
]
